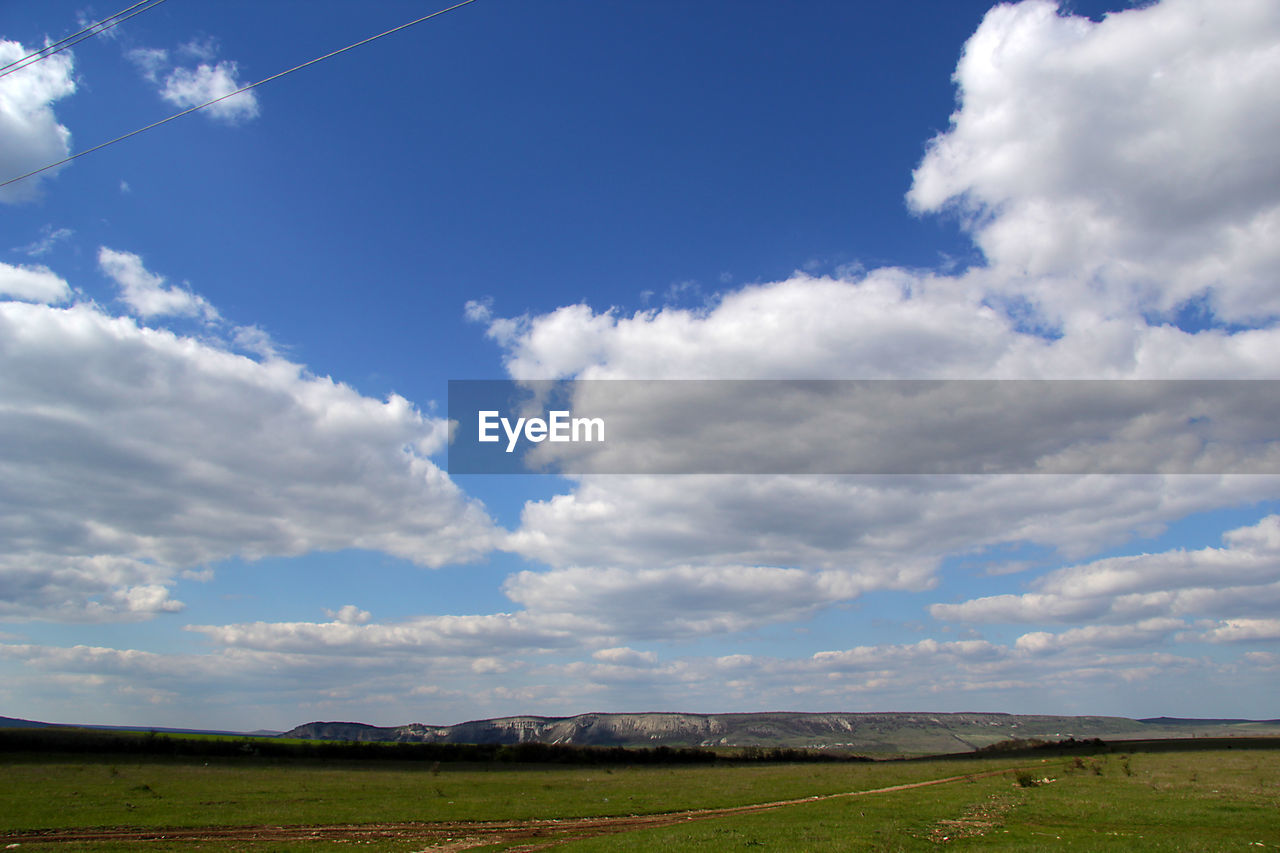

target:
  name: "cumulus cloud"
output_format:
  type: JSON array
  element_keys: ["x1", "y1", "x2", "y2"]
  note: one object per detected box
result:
[
  {"x1": 1198, "y1": 618, "x2": 1280, "y2": 643},
  {"x1": 473, "y1": 0, "x2": 1280, "y2": 382},
  {"x1": 99, "y1": 247, "x2": 218, "y2": 321},
  {"x1": 810, "y1": 638, "x2": 1005, "y2": 673},
  {"x1": 541, "y1": 637, "x2": 1223, "y2": 713},
  {"x1": 1014, "y1": 618, "x2": 1187, "y2": 654},
  {"x1": 0, "y1": 640, "x2": 421, "y2": 727},
  {"x1": 484, "y1": 271, "x2": 1021, "y2": 380},
  {"x1": 127, "y1": 47, "x2": 169, "y2": 83},
  {"x1": 160, "y1": 62, "x2": 259, "y2": 123},
  {"x1": 0, "y1": 296, "x2": 495, "y2": 620},
  {"x1": 10, "y1": 0, "x2": 1280, "y2": 722},
  {"x1": 501, "y1": 379, "x2": 1280, "y2": 476},
  {"x1": 4, "y1": 624, "x2": 1250, "y2": 728},
  {"x1": 0, "y1": 39, "x2": 75, "y2": 202},
  {"x1": 463, "y1": 298, "x2": 493, "y2": 323},
  {"x1": 933, "y1": 514, "x2": 1280, "y2": 625},
  {"x1": 230, "y1": 323, "x2": 281, "y2": 359},
  {"x1": 0, "y1": 261, "x2": 71, "y2": 303},
  {"x1": 325, "y1": 605, "x2": 372, "y2": 625},
  {"x1": 489, "y1": 471, "x2": 1271, "y2": 645},
  {"x1": 908, "y1": 0, "x2": 1280, "y2": 324},
  {"x1": 502, "y1": 563, "x2": 908, "y2": 639},
  {"x1": 187, "y1": 610, "x2": 587, "y2": 656},
  {"x1": 464, "y1": 0, "x2": 1280, "y2": 674},
  {"x1": 507, "y1": 472, "x2": 1276, "y2": 574},
  {"x1": 129, "y1": 42, "x2": 258, "y2": 124},
  {"x1": 479, "y1": 271, "x2": 1280, "y2": 383},
  {"x1": 0, "y1": 555, "x2": 184, "y2": 622},
  {"x1": 591, "y1": 647, "x2": 658, "y2": 667}
]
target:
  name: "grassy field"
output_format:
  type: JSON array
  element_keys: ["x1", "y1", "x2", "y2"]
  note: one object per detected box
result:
[
  {"x1": 557, "y1": 750, "x2": 1280, "y2": 851},
  {"x1": 0, "y1": 746, "x2": 1276, "y2": 850},
  {"x1": 0, "y1": 753, "x2": 1012, "y2": 827}
]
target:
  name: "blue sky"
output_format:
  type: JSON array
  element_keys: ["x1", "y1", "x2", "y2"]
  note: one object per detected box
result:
[{"x1": 2, "y1": 0, "x2": 1279, "y2": 732}]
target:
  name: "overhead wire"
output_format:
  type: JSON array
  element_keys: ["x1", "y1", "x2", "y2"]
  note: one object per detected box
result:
[
  {"x1": 0, "y1": 0, "x2": 478, "y2": 192},
  {"x1": 0, "y1": 0, "x2": 152, "y2": 75},
  {"x1": 0, "y1": 0, "x2": 170, "y2": 81}
]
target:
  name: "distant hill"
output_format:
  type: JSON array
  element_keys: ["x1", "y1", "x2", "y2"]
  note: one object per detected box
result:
[
  {"x1": 1140, "y1": 716, "x2": 1280, "y2": 726},
  {"x1": 281, "y1": 711, "x2": 1172, "y2": 755},
  {"x1": 0, "y1": 716, "x2": 51, "y2": 729},
  {"x1": 8, "y1": 711, "x2": 1275, "y2": 755},
  {"x1": 0, "y1": 715, "x2": 278, "y2": 737}
]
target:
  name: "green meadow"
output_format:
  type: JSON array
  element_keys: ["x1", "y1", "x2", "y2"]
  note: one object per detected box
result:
[
  {"x1": 557, "y1": 750, "x2": 1280, "y2": 852},
  {"x1": 0, "y1": 743, "x2": 1276, "y2": 850}
]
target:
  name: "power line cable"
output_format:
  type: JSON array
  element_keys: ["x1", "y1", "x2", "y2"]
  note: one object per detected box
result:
[
  {"x1": 0, "y1": 0, "x2": 477, "y2": 193},
  {"x1": 0, "y1": 0, "x2": 170, "y2": 80},
  {"x1": 0, "y1": 0, "x2": 152, "y2": 74}
]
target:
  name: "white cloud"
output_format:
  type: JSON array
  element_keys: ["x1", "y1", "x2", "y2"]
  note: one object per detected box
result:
[
  {"x1": 14, "y1": 225, "x2": 74, "y2": 258},
  {"x1": 502, "y1": 563, "x2": 908, "y2": 639},
  {"x1": 9, "y1": 0, "x2": 1280, "y2": 724},
  {"x1": 506, "y1": 472, "x2": 1275, "y2": 575},
  {"x1": 468, "y1": 0, "x2": 1280, "y2": 668},
  {"x1": 99, "y1": 247, "x2": 219, "y2": 321},
  {"x1": 1014, "y1": 618, "x2": 1187, "y2": 654},
  {"x1": 0, "y1": 555, "x2": 184, "y2": 622},
  {"x1": 0, "y1": 261, "x2": 71, "y2": 303},
  {"x1": 463, "y1": 298, "x2": 493, "y2": 323},
  {"x1": 810, "y1": 638, "x2": 1005, "y2": 672},
  {"x1": 483, "y1": 470, "x2": 1263, "y2": 647},
  {"x1": 230, "y1": 323, "x2": 281, "y2": 359},
  {"x1": 484, "y1": 271, "x2": 1022, "y2": 380},
  {"x1": 324, "y1": 605, "x2": 372, "y2": 625},
  {"x1": 480, "y1": 270, "x2": 1280, "y2": 383},
  {"x1": 5, "y1": 626, "x2": 1257, "y2": 728},
  {"x1": 0, "y1": 297, "x2": 495, "y2": 621},
  {"x1": 1199, "y1": 618, "x2": 1280, "y2": 643},
  {"x1": 187, "y1": 610, "x2": 587, "y2": 657},
  {"x1": 933, "y1": 514, "x2": 1280, "y2": 625},
  {"x1": 483, "y1": 467, "x2": 1279, "y2": 652},
  {"x1": 591, "y1": 647, "x2": 658, "y2": 667},
  {"x1": 0, "y1": 39, "x2": 75, "y2": 202},
  {"x1": 160, "y1": 61, "x2": 259, "y2": 123},
  {"x1": 97, "y1": 247, "x2": 281, "y2": 358},
  {"x1": 127, "y1": 47, "x2": 169, "y2": 83},
  {"x1": 908, "y1": 0, "x2": 1280, "y2": 324},
  {"x1": 129, "y1": 40, "x2": 259, "y2": 124},
  {"x1": 179, "y1": 37, "x2": 219, "y2": 62},
  {"x1": 515, "y1": 379, "x2": 1280, "y2": 477}
]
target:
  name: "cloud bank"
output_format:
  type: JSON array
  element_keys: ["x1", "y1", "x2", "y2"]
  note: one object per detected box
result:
[
  {"x1": 0, "y1": 256, "x2": 494, "y2": 621},
  {"x1": 5, "y1": 0, "x2": 1280, "y2": 726}
]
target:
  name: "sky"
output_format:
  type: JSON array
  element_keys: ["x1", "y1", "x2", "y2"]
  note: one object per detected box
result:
[{"x1": 2, "y1": 0, "x2": 1279, "y2": 732}]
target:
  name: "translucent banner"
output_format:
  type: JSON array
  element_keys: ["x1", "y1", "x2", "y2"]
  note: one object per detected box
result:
[{"x1": 447, "y1": 379, "x2": 1280, "y2": 475}]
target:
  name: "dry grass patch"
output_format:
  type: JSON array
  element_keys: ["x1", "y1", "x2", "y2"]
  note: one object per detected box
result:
[{"x1": 924, "y1": 792, "x2": 1021, "y2": 844}]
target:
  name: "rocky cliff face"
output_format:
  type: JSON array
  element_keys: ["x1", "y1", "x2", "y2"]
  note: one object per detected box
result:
[{"x1": 280, "y1": 711, "x2": 1150, "y2": 753}]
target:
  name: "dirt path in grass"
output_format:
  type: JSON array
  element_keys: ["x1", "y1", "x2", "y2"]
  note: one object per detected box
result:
[{"x1": 0, "y1": 766, "x2": 1019, "y2": 849}]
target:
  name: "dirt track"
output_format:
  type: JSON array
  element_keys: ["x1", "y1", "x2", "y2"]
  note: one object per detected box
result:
[{"x1": 0, "y1": 767, "x2": 1017, "y2": 849}]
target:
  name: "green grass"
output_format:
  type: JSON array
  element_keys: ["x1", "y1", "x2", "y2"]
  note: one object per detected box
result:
[
  {"x1": 556, "y1": 750, "x2": 1280, "y2": 851},
  {"x1": 0, "y1": 753, "x2": 1017, "y2": 830},
  {"x1": 1, "y1": 748, "x2": 1276, "y2": 851}
]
